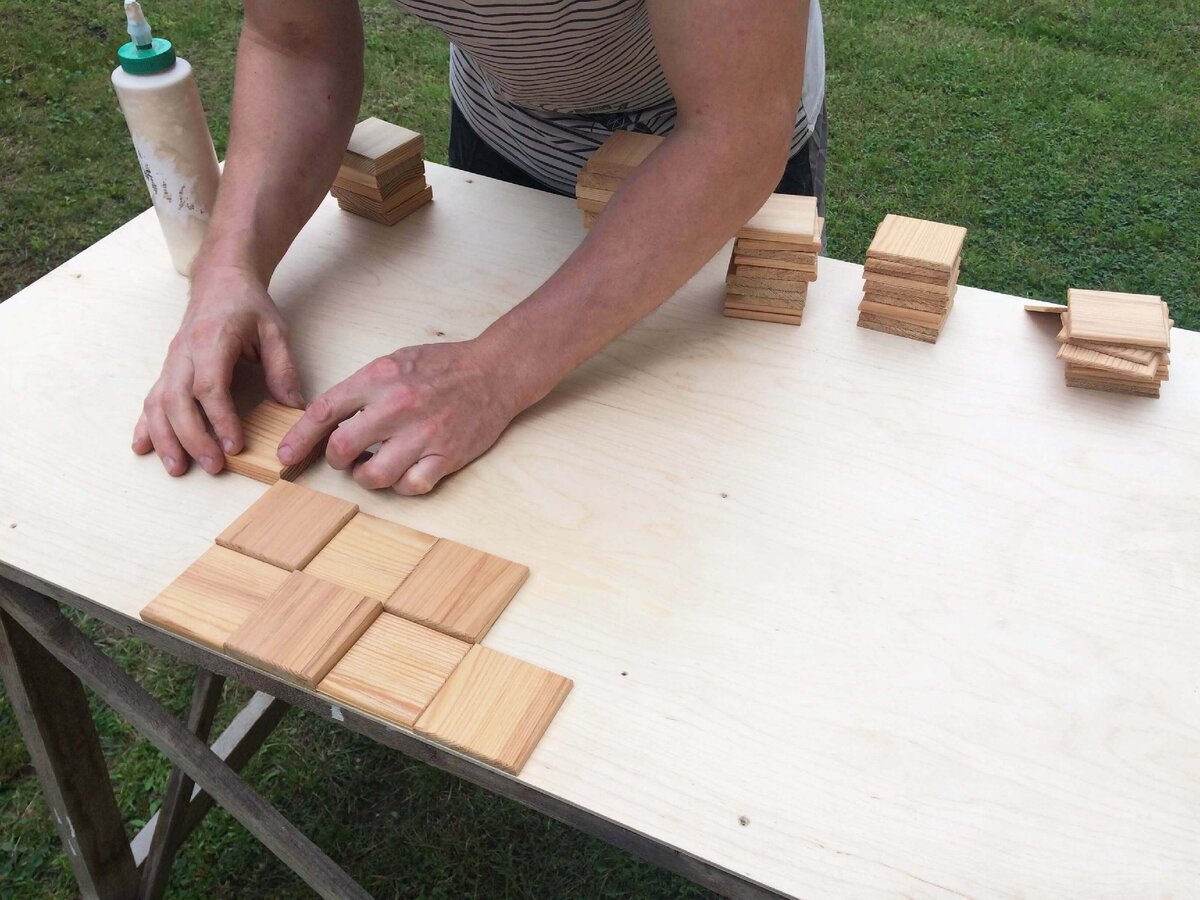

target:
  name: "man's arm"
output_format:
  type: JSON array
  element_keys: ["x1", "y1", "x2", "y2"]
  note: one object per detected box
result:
[
  {"x1": 279, "y1": 0, "x2": 809, "y2": 494},
  {"x1": 133, "y1": 0, "x2": 363, "y2": 476}
]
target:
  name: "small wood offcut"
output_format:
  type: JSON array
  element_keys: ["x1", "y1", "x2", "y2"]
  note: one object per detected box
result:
[
  {"x1": 331, "y1": 117, "x2": 432, "y2": 225},
  {"x1": 223, "y1": 399, "x2": 319, "y2": 484}
]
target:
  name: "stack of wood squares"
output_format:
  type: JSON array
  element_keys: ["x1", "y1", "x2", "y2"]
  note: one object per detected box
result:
[
  {"x1": 724, "y1": 194, "x2": 822, "y2": 325},
  {"x1": 859, "y1": 214, "x2": 967, "y2": 343},
  {"x1": 1057, "y1": 289, "x2": 1172, "y2": 398},
  {"x1": 331, "y1": 117, "x2": 432, "y2": 225},
  {"x1": 575, "y1": 130, "x2": 663, "y2": 227}
]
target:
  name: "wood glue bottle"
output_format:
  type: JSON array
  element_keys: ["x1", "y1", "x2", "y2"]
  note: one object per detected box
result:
[{"x1": 111, "y1": 1, "x2": 220, "y2": 276}]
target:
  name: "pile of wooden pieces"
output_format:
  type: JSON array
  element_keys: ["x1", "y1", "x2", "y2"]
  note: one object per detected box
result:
[
  {"x1": 574, "y1": 130, "x2": 663, "y2": 227},
  {"x1": 724, "y1": 194, "x2": 823, "y2": 326},
  {"x1": 1055, "y1": 289, "x2": 1172, "y2": 397},
  {"x1": 331, "y1": 117, "x2": 432, "y2": 226},
  {"x1": 858, "y1": 214, "x2": 967, "y2": 343},
  {"x1": 142, "y1": 480, "x2": 571, "y2": 775}
]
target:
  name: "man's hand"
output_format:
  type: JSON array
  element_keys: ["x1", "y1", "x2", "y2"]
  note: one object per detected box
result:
[
  {"x1": 278, "y1": 341, "x2": 522, "y2": 495},
  {"x1": 133, "y1": 266, "x2": 303, "y2": 476}
]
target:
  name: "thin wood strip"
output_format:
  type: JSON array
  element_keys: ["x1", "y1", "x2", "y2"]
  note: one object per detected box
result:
[{"x1": 1056, "y1": 343, "x2": 1159, "y2": 379}]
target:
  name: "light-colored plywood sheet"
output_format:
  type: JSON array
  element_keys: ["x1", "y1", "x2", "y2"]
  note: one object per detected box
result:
[
  {"x1": 216, "y1": 481, "x2": 358, "y2": 570},
  {"x1": 224, "y1": 570, "x2": 382, "y2": 687},
  {"x1": 140, "y1": 546, "x2": 290, "y2": 650},
  {"x1": 223, "y1": 399, "x2": 317, "y2": 485},
  {"x1": 867, "y1": 214, "x2": 967, "y2": 272},
  {"x1": 385, "y1": 539, "x2": 529, "y2": 643},
  {"x1": 1066, "y1": 289, "x2": 1171, "y2": 349},
  {"x1": 344, "y1": 117, "x2": 424, "y2": 174},
  {"x1": 415, "y1": 645, "x2": 572, "y2": 774},
  {"x1": 318, "y1": 613, "x2": 470, "y2": 728},
  {"x1": 737, "y1": 194, "x2": 818, "y2": 245},
  {"x1": 304, "y1": 512, "x2": 437, "y2": 601}
]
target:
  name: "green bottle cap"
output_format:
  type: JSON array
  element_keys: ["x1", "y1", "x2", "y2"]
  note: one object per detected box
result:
[{"x1": 117, "y1": 37, "x2": 175, "y2": 75}]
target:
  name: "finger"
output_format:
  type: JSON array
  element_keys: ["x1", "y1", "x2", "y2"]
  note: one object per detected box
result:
[
  {"x1": 351, "y1": 438, "x2": 424, "y2": 491},
  {"x1": 194, "y1": 345, "x2": 243, "y2": 457},
  {"x1": 326, "y1": 409, "x2": 397, "y2": 471},
  {"x1": 278, "y1": 378, "x2": 368, "y2": 467},
  {"x1": 259, "y1": 319, "x2": 304, "y2": 409},
  {"x1": 144, "y1": 399, "x2": 188, "y2": 476},
  {"x1": 394, "y1": 454, "x2": 454, "y2": 496},
  {"x1": 132, "y1": 411, "x2": 153, "y2": 455},
  {"x1": 163, "y1": 382, "x2": 225, "y2": 475}
]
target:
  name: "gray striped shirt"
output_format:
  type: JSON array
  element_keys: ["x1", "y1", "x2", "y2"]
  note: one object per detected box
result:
[{"x1": 395, "y1": 0, "x2": 825, "y2": 194}]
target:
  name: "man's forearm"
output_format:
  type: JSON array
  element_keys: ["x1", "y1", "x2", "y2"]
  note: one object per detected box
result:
[{"x1": 197, "y1": 2, "x2": 364, "y2": 284}]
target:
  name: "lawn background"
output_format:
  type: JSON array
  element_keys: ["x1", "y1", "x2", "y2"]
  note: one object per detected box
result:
[{"x1": 1, "y1": 1, "x2": 1197, "y2": 896}]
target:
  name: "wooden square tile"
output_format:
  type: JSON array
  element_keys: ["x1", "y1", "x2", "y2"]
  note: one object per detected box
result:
[
  {"x1": 737, "y1": 194, "x2": 818, "y2": 245},
  {"x1": 304, "y1": 512, "x2": 437, "y2": 601},
  {"x1": 140, "y1": 546, "x2": 290, "y2": 650},
  {"x1": 866, "y1": 214, "x2": 967, "y2": 272},
  {"x1": 224, "y1": 571, "x2": 381, "y2": 687},
  {"x1": 344, "y1": 117, "x2": 424, "y2": 175},
  {"x1": 1066, "y1": 289, "x2": 1170, "y2": 349},
  {"x1": 415, "y1": 645, "x2": 572, "y2": 774},
  {"x1": 586, "y1": 129, "x2": 663, "y2": 178},
  {"x1": 223, "y1": 399, "x2": 319, "y2": 485},
  {"x1": 317, "y1": 614, "x2": 469, "y2": 727},
  {"x1": 217, "y1": 481, "x2": 358, "y2": 570},
  {"x1": 384, "y1": 540, "x2": 528, "y2": 643}
]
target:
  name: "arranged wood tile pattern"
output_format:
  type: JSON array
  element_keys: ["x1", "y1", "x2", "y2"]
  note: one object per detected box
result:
[
  {"x1": 386, "y1": 539, "x2": 530, "y2": 643},
  {"x1": 867, "y1": 214, "x2": 967, "y2": 272},
  {"x1": 333, "y1": 117, "x2": 430, "y2": 226},
  {"x1": 415, "y1": 645, "x2": 573, "y2": 774},
  {"x1": 305, "y1": 512, "x2": 437, "y2": 601},
  {"x1": 318, "y1": 613, "x2": 470, "y2": 728},
  {"x1": 217, "y1": 481, "x2": 358, "y2": 570},
  {"x1": 223, "y1": 399, "x2": 317, "y2": 485},
  {"x1": 224, "y1": 571, "x2": 381, "y2": 688},
  {"x1": 1055, "y1": 290, "x2": 1172, "y2": 398},
  {"x1": 141, "y1": 546, "x2": 291, "y2": 650}
]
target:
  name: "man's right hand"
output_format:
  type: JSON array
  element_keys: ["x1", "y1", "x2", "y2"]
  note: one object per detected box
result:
[{"x1": 132, "y1": 265, "x2": 304, "y2": 476}]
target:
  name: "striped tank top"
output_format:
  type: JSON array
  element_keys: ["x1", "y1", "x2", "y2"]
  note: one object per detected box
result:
[{"x1": 394, "y1": 0, "x2": 825, "y2": 195}]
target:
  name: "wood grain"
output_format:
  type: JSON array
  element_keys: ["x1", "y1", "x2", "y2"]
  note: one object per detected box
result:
[
  {"x1": 224, "y1": 571, "x2": 381, "y2": 687},
  {"x1": 858, "y1": 299, "x2": 947, "y2": 328},
  {"x1": 224, "y1": 400, "x2": 316, "y2": 485},
  {"x1": 317, "y1": 613, "x2": 470, "y2": 728},
  {"x1": 584, "y1": 130, "x2": 662, "y2": 178},
  {"x1": 140, "y1": 546, "x2": 290, "y2": 650},
  {"x1": 334, "y1": 157, "x2": 425, "y2": 198},
  {"x1": 304, "y1": 512, "x2": 437, "y2": 601},
  {"x1": 857, "y1": 312, "x2": 944, "y2": 343},
  {"x1": 737, "y1": 194, "x2": 818, "y2": 244},
  {"x1": 723, "y1": 306, "x2": 804, "y2": 326},
  {"x1": 385, "y1": 539, "x2": 529, "y2": 643},
  {"x1": 216, "y1": 481, "x2": 358, "y2": 571},
  {"x1": 863, "y1": 267, "x2": 957, "y2": 299},
  {"x1": 415, "y1": 645, "x2": 572, "y2": 775},
  {"x1": 1056, "y1": 343, "x2": 1159, "y2": 379},
  {"x1": 333, "y1": 185, "x2": 434, "y2": 226},
  {"x1": 1024, "y1": 303, "x2": 1067, "y2": 315},
  {"x1": 1066, "y1": 289, "x2": 1171, "y2": 349},
  {"x1": 344, "y1": 117, "x2": 424, "y2": 174},
  {"x1": 867, "y1": 214, "x2": 967, "y2": 271},
  {"x1": 865, "y1": 257, "x2": 957, "y2": 285}
]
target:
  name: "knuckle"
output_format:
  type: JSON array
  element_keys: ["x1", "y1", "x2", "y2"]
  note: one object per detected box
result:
[
  {"x1": 367, "y1": 355, "x2": 402, "y2": 382},
  {"x1": 401, "y1": 472, "x2": 434, "y2": 496},
  {"x1": 357, "y1": 468, "x2": 393, "y2": 491},
  {"x1": 326, "y1": 430, "x2": 356, "y2": 461},
  {"x1": 308, "y1": 395, "x2": 336, "y2": 424},
  {"x1": 193, "y1": 376, "x2": 219, "y2": 400}
]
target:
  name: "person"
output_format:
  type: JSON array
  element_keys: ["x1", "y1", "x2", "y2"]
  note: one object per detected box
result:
[{"x1": 134, "y1": 0, "x2": 826, "y2": 495}]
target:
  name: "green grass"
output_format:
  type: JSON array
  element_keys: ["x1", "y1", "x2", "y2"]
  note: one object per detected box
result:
[{"x1": 1, "y1": 1, "x2": 1197, "y2": 896}]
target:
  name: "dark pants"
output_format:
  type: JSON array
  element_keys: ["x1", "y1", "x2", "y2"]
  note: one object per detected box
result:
[{"x1": 449, "y1": 99, "x2": 829, "y2": 215}]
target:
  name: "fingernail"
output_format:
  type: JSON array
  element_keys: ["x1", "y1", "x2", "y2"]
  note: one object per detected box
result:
[
  {"x1": 221, "y1": 437, "x2": 235, "y2": 453},
  {"x1": 278, "y1": 445, "x2": 295, "y2": 464},
  {"x1": 200, "y1": 455, "x2": 215, "y2": 472},
  {"x1": 288, "y1": 390, "x2": 305, "y2": 408},
  {"x1": 164, "y1": 456, "x2": 177, "y2": 471}
]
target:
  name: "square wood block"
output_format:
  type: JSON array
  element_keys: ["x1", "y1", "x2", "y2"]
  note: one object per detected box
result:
[
  {"x1": 223, "y1": 571, "x2": 381, "y2": 687},
  {"x1": 738, "y1": 194, "x2": 818, "y2": 245},
  {"x1": 586, "y1": 129, "x2": 663, "y2": 178},
  {"x1": 224, "y1": 399, "x2": 318, "y2": 484},
  {"x1": 344, "y1": 117, "x2": 424, "y2": 175},
  {"x1": 140, "y1": 546, "x2": 290, "y2": 650},
  {"x1": 304, "y1": 512, "x2": 437, "y2": 601},
  {"x1": 217, "y1": 481, "x2": 358, "y2": 570},
  {"x1": 317, "y1": 614, "x2": 470, "y2": 728},
  {"x1": 867, "y1": 214, "x2": 967, "y2": 272},
  {"x1": 1065, "y1": 289, "x2": 1170, "y2": 350},
  {"x1": 415, "y1": 645, "x2": 572, "y2": 774},
  {"x1": 385, "y1": 539, "x2": 529, "y2": 643}
]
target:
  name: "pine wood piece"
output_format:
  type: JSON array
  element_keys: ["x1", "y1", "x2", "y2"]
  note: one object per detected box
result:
[
  {"x1": 141, "y1": 546, "x2": 291, "y2": 650},
  {"x1": 864, "y1": 265, "x2": 959, "y2": 299},
  {"x1": 304, "y1": 512, "x2": 437, "y2": 601},
  {"x1": 733, "y1": 248, "x2": 817, "y2": 268},
  {"x1": 865, "y1": 257, "x2": 958, "y2": 285},
  {"x1": 333, "y1": 185, "x2": 434, "y2": 226},
  {"x1": 734, "y1": 263, "x2": 814, "y2": 283},
  {"x1": 1056, "y1": 343, "x2": 1159, "y2": 380},
  {"x1": 576, "y1": 166, "x2": 623, "y2": 192},
  {"x1": 415, "y1": 645, "x2": 572, "y2": 774},
  {"x1": 1064, "y1": 363, "x2": 1166, "y2": 385},
  {"x1": 1065, "y1": 373, "x2": 1160, "y2": 398},
  {"x1": 1025, "y1": 303, "x2": 1067, "y2": 315},
  {"x1": 737, "y1": 194, "x2": 818, "y2": 245},
  {"x1": 575, "y1": 185, "x2": 615, "y2": 204},
  {"x1": 332, "y1": 175, "x2": 428, "y2": 212},
  {"x1": 344, "y1": 118, "x2": 424, "y2": 175},
  {"x1": 867, "y1": 214, "x2": 967, "y2": 272},
  {"x1": 737, "y1": 218, "x2": 822, "y2": 255},
  {"x1": 575, "y1": 197, "x2": 608, "y2": 214},
  {"x1": 586, "y1": 130, "x2": 663, "y2": 178},
  {"x1": 223, "y1": 400, "x2": 317, "y2": 485},
  {"x1": 723, "y1": 307, "x2": 805, "y2": 326},
  {"x1": 723, "y1": 291, "x2": 805, "y2": 312},
  {"x1": 216, "y1": 481, "x2": 358, "y2": 571},
  {"x1": 858, "y1": 299, "x2": 947, "y2": 328},
  {"x1": 317, "y1": 613, "x2": 470, "y2": 727},
  {"x1": 334, "y1": 157, "x2": 425, "y2": 199},
  {"x1": 582, "y1": 210, "x2": 599, "y2": 228},
  {"x1": 862, "y1": 289, "x2": 951, "y2": 315},
  {"x1": 385, "y1": 539, "x2": 529, "y2": 643},
  {"x1": 1065, "y1": 289, "x2": 1171, "y2": 349},
  {"x1": 224, "y1": 571, "x2": 381, "y2": 687},
  {"x1": 725, "y1": 281, "x2": 809, "y2": 302}
]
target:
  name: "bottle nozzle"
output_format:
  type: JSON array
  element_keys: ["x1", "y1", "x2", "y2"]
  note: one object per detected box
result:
[{"x1": 125, "y1": 0, "x2": 153, "y2": 49}]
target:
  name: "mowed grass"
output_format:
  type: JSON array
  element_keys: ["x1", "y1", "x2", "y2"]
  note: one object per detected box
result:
[{"x1": 1, "y1": 1, "x2": 1197, "y2": 897}]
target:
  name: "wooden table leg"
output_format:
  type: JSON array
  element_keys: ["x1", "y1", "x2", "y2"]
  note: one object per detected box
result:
[
  {"x1": 139, "y1": 668, "x2": 226, "y2": 900},
  {"x1": 0, "y1": 606, "x2": 139, "y2": 900}
]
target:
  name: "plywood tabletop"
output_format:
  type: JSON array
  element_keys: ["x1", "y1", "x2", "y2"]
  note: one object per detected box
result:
[{"x1": 1, "y1": 164, "x2": 1199, "y2": 897}]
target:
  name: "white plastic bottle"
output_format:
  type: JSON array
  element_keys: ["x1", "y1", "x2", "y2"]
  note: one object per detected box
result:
[{"x1": 111, "y1": 1, "x2": 220, "y2": 276}]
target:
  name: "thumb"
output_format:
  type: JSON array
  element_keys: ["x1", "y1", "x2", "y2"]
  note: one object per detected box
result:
[{"x1": 258, "y1": 319, "x2": 304, "y2": 408}]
